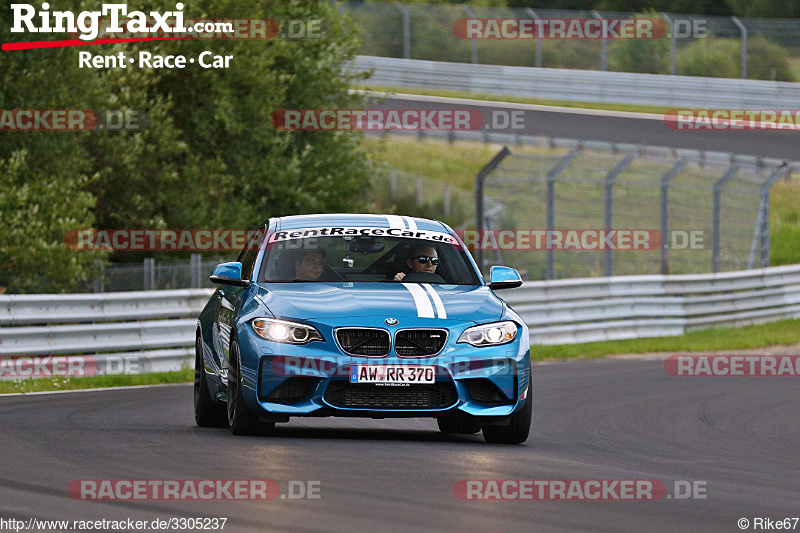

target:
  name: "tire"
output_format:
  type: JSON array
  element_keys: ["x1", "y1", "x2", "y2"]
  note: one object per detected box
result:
[
  {"x1": 437, "y1": 413, "x2": 482, "y2": 434},
  {"x1": 482, "y1": 379, "x2": 532, "y2": 444},
  {"x1": 227, "y1": 340, "x2": 274, "y2": 436},
  {"x1": 194, "y1": 335, "x2": 228, "y2": 428}
]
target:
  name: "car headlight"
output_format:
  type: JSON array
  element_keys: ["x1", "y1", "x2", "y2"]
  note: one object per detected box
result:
[
  {"x1": 251, "y1": 318, "x2": 323, "y2": 344},
  {"x1": 457, "y1": 321, "x2": 518, "y2": 347}
]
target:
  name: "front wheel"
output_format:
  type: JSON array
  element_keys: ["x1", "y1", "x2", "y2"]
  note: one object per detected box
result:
[
  {"x1": 227, "y1": 341, "x2": 274, "y2": 436},
  {"x1": 482, "y1": 389, "x2": 532, "y2": 444}
]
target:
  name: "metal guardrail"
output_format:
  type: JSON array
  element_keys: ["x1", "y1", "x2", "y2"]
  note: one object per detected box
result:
[
  {"x1": 501, "y1": 264, "x2": 800, "y2": 344},
  {"x1": 1, "y1": 266, "x2": 798, "y2": 376},
  {"x1": 351, "y1": 55, "x2": 800, "y2": 108},
  {"x1": 0, "y1": 289, "x2": 214, "y2": 377}
]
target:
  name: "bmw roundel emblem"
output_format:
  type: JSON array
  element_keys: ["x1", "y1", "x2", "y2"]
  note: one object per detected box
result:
[{"x1": 385, "y1": 318, "x2": 399, "y2": 326}]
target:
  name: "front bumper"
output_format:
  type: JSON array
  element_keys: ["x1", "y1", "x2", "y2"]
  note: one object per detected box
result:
[{"x1": 236, "y1": 320, "x2": 530, "y2": 418}]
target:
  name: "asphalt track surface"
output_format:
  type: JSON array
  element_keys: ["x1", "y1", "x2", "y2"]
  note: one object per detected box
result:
[
  {"x1": 1, "y1": 359, "x2": 797, "y2": 532},
  {"x1": 375, "y1": 96, "x2": 800, "y2": 160}
]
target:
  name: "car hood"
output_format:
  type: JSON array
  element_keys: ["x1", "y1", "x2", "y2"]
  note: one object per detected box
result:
[{"x1": 253, "y1": 282, "x2": 504, "y2": 323}]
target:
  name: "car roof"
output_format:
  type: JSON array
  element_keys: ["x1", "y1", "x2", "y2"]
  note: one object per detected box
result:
[{"x1": 270, "y1": 213, "x2": 449, "y2": 233}]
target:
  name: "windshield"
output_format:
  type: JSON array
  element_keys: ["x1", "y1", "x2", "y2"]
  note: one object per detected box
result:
[{"x1": 258, "y1": 227, "x2": 481, "y2": 285}]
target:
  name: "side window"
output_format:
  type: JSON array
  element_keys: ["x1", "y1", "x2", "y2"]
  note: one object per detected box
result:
[{"x1": 237, "y1": 226, "x2": 265, "y2": 280}]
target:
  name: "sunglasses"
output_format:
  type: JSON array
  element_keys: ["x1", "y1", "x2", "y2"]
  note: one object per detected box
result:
[{"x1": 413, "y1": 256, "x2": 439, "y2": 265}]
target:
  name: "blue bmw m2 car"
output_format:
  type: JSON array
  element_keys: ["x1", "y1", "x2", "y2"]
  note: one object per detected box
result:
[{"x1": 195, "y1": 214, "x2": 531, "y2": 443}]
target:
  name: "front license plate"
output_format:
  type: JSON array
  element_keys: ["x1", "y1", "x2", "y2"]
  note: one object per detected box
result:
[{"x1": 349, "y1": 364, "x2": 435, "y2": 384}]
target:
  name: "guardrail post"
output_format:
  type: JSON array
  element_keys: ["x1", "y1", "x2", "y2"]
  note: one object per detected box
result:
[
  {"x1": 712, "y1": 166, "x2": 739, "y2": 272},
  {"x1": 475, "y1": 146, "x2": 511, "y2": 273},
  {"x1": 461, "y1": 5, "x2": 478, "y2": 64},
  {"x1": 755, "y1": 165, "x2": 790, "y2": 268},
  {"x1": 592, "y1": 11, "x2": 607, "y2": 71},
  {"x1": 545, "y1": 149, "x2": 581, "y2": 279},
  {"x1": 394, "y1": 2, "x2": 411, "y2": 59},
  {"x1": 603, "y1": 154, "x2": 634, "y2": 276},
  {"x1": 659, "y1": 159, "x2": 687, "y2": 274},
  {"x1": 525, "y1": 8, "x2": 542, "y2": 68},
  {"x1": 732, "y1": 17, "x2": 747, "y2": 79},
  {"x1": 660, "y1": 12, "x2": 677, "y2": 75}
]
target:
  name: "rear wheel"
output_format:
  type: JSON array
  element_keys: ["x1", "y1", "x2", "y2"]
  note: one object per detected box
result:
[
  {"x1": 194, "y1": 336, "x2": 228, "y2": 428},
  {"x1": 227, "y1": 341, "x2": 274, "y2": 436},
  {"x1": 437, "y1": 413, "x2": 482, "y2": 434}
]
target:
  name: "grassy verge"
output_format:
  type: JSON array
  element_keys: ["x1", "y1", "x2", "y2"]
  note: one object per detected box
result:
[
  {"x1": 355, "y1": 84, "x2": 673, "y2": 115},
  {"x1": 0, "y1": 368, "x2": 193, "y2": 395},
  {"x1": 533, "y1": 319, "x2": 800, "y2": 361}
]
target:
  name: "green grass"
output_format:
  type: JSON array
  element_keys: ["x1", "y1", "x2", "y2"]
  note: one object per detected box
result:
[
  {"x1": 0, "y1": 368, "x2": 193, "y2": 395},
  {"x1": 533, "y1": 318, "x2": 800, "y2": 361},
  {"x1": 355, "y1": 84, "x2": 674, "y2": 115}
]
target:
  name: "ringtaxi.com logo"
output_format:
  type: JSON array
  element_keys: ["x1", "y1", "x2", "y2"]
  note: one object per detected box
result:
[
  {"x1": 453, "y1": 479, "x2": 707, "y2": 500},
  {"x1": 68, "y1": 479, "x2": 321, "y2": 500}
]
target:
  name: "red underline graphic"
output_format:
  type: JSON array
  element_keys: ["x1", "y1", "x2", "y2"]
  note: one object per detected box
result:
[{"x1": 2, "y1": 36, "x2": 189, "y2": 51}]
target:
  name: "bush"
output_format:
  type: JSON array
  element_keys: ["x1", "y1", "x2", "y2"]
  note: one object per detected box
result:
[
  {"x1": 608, "y1": 15, "x2": 670, "y2": 74},
  {"x1": 677, "y1": 36, "x2": 796, "y2": 81}
]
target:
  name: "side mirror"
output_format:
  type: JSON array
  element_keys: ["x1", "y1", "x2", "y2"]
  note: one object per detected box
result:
[
  {"x1": 487, "y1": 266, "x2": 522, "y2": 290},
  {"x1": 209, "y1": 262, "x2": 250, "y2": 287}
]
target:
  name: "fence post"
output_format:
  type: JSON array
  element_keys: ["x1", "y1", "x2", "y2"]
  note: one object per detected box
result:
[
  {"x1": 390, "y1": 168, "x2": 397, "y2": 200},
  {"x1": 591, "y1": 11, "x2": 607, "y2": 71},
  {"x1": 525, "y1": 8, "x2": 542, "y2": 68},
  {"x1": 461, "y1": 5, "x2": 478, "y2": 64},
  {"x1": 545, "y1": 149, "x2": 581, "y2": 279},
  {"x1": 603, "y1": 154, "x2": 634, "y2": 277},
  {"x1": 191, "y1": 254, "x2": 200, "y2": 288},
  {"x1": 659, "y1": 159, "x2": 687, "y2": 274},
  {"x1": 93, "y1": 260, "x2": 105, "y2": 293},
  {"x1": 415, "y1": 176, "x2": 423, "y2": 207},
  {"x1": 394, "y1": 2, "x2": 411, "y2": 59},
  {"x1": 755, "y1": 165, "x2": 790, "y2": 268},
  {"x1": 660, "y1": 12, "x2": 677, "y2": 75},
  {"x1": 712, "y1": 166, "x2": 739, "y2": 272},
  {"x1": 444, "y1": 184, "x2": 451, "y2": 218},
  {"x1": 732, "y1": 17, "x2": 747, "y2": 79},
  {"x1": 475, "y1": 146, "x2": 511, "y2": 273}
]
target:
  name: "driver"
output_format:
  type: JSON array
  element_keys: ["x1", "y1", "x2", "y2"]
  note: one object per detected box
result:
[
  {"x1": 295, "y1": 249, "x2": 326, "y2": 281},
  {"x1": 393, "y1": 244, "x2": 439, "y2": 281}
]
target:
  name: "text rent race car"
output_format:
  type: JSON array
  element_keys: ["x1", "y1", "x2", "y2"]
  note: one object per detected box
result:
[{"x1": 195, "y1": 214, "x2": 531, "y2": 443}]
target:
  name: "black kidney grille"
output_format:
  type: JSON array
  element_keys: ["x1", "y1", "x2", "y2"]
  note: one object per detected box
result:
[
  {"x1": 395, "y1": 329, "x2": 448, "y2": 356},
  {"x1": 324, "y1": 381, "x2": 458, "y2": 409},
  {"x1": 336, "y1": 328, "x2": 390, "y2": 356}
]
